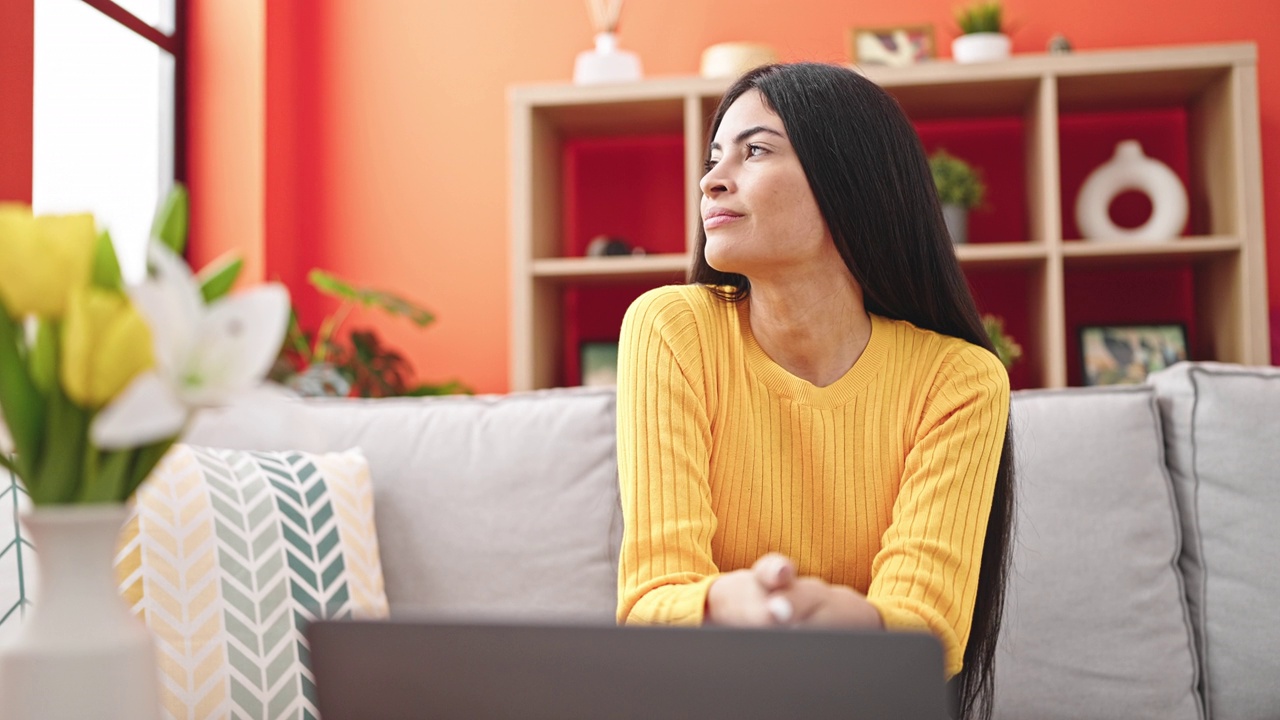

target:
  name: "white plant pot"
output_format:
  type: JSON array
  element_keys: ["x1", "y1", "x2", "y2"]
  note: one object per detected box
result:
[
  {"x1": 942, "y1": 204, "x2": 970, "y2": 244},
  {"x1": 0, "y1": 505, "x2": 161, "y2": 720},
  {"x1": 1075, "y1": 139, "x2": 1188, "y2": 242},
  {"x1": 952, "y1": 33, "x2": 1012, "y2": 63}
]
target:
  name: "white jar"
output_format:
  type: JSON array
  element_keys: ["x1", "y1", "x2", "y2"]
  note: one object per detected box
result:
[
  {"x1": 952, "y1": 32, "x2": 1012, "y2": 63},
  {"x1": 573, "y1": 32, "x2": 642, "y2": 85},
  {"x1": 1075, "y1": 140, "x2": 1188, "y2": 242}
]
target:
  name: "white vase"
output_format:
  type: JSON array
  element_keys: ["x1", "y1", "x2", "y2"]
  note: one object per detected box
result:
[
  {"x1": 573, "y1": 32, "x2": 642, "y2": 85},
  {"x1": 952, "y1": 32, "x2": 1012, "y2": 63},
  {"x1": 942, "y1": 204, "x2": 969, "y2": 244},
  {"x1": 1075, "y1": 139, "x2": 1188, "y2": 242},
  {"x1": 0, "y1": 505, "x2": 161, "y2": 720}
]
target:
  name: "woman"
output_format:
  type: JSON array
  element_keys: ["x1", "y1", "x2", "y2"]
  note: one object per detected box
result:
[{"x1": 615, "y1": 62, "x2": 1015, "y2": 720}]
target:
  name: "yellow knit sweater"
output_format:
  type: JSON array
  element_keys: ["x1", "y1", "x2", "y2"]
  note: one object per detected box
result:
[{"x1": 615, "y1": 284, "x2": 1009, "y2": 676}]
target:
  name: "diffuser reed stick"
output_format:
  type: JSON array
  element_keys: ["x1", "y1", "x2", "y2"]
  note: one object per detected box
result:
[{"x1": 586, "y1": 0, "x2": 625, "y2": 33}]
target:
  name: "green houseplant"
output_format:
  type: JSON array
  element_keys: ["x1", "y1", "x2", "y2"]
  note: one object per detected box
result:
[
  {"x1": 952, "y1": 0, "x2": 1011, "y2": 63},
  {"x1": 272, "y1": 270, "x2": 469, "y2": 398},
  {"x1": 929, "y1": 149, "x2": 986, "y2": 244},
  {"x1": 983, "y1": 314, "x2": 1023, "y2": 370}
]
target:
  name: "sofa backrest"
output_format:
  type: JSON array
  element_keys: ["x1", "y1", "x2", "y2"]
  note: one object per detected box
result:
[
  {"x1": 186, "y1": 386, "x2": 622, "y2": 624},
  {"x1": 995, "y1": 386, "x2": 1201, "y2": 720},
  {"x1": 1148, "y1": 363, "x2": 1280, "y2": 720}
]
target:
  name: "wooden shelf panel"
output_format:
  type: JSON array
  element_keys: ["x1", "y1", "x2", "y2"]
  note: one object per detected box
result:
[
  {"x1": 530, "y1": 98, "x2": 685, "y2": 137},
  {"x1": 1057, "y1": 67, "x2": 1229, "y2": 113},
  {"x1": 1062, "y1": 235, "x2": 1241, "y2": 264},
  {"x1": 532, "y1": 253, "x2": 690, "y2": 283},
  {"x1": 955, "y1": 243, "x2": 1049, "y2": 267}
]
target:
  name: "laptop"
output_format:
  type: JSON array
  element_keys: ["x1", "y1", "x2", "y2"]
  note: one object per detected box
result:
[{"x1": 307, "y1": 618, "x2": 951, "y2": 719}]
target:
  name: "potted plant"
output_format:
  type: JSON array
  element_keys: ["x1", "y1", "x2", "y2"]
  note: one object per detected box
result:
[
  {"x1": 272, "y1": 270, "x2": 469, "y2": 398},
  {"x1": 983, "y1": 314, "x2": 1023, "y2": 369},
  {"x1": 952, "y1": 1, "x2": 1011, "y2": 63},
  {"x1": 929, "y1": 149, "x2": 986, "y2": 244}
]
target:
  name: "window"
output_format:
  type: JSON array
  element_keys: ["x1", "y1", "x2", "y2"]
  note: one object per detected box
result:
[{"x1": 33, "y1": 0, "x2": 182, "y2": 282}]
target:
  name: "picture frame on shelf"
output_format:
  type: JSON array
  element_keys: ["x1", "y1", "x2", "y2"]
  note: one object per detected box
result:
[
  {"x1": 580, "y1": 341, "x2": 620, "y2": 387},
  {"x1": 848, "y1": 25, "x2": 935, "y2": 67},
  {"x1": 1080, "y1": 324, "x2": 1189, "y2": 386}
]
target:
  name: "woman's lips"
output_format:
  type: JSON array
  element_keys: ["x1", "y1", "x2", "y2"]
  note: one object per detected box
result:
[{"x1": 703, "y1": 213, "x2": 743, "y2": 230}]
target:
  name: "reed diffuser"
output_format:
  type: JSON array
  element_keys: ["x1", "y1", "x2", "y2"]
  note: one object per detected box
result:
[{"x1": 573, "y1": 0, "x2": 642, "y2": 84}]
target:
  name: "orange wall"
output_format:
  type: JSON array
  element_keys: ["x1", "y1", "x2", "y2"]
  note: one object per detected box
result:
[
  {"x1": 186, "y1": 0, "x2": 265, "y2": 282},
  {"x1": 189, "y1": 0, "x2": 1280, "y2": 392}
]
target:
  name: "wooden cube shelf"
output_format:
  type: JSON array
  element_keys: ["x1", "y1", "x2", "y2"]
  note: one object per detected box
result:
[{"x1": 509, "y1": 43, "x2": 1269, "y2": 391}]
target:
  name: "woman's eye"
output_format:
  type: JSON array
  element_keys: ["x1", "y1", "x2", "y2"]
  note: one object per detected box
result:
[
  {"x1": 746, "y1": 144, "x2": 767, "y2": 158},
  {"x1": 703, "y1": 158, "x2": 720, "y2": 172}
]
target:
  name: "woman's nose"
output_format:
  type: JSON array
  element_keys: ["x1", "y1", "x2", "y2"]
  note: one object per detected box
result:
[{"x1": 699, "y1": 164, "x2": 733, "y2": 197}]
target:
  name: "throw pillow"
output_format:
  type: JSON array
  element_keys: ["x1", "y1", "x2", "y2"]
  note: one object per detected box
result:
[
  {"x1": 1148, "y1": 362, "x2": 1280, "y2": 720},
  {"x1": 0, "y1": 466, "x2": 34, "y2": 647},
  {"x1": 0, "y1": 445, "x2": 389, "y2": 720},
  {"x1": 994, "y1": 386, "x2": 1201, "y2": 720}
]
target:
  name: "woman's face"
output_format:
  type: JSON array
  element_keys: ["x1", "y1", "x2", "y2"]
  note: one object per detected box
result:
[{"x1": 699, "y1": 89, "x2": 834, "y2": 278}]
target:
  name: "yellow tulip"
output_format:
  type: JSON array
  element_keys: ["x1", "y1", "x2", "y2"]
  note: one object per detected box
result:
[
  {"x1": 0, "y1": 204, "x2": 96, "y2": 318},
  {"x1": 61, "y1": 287, "x2": 155, "y2": 408}
]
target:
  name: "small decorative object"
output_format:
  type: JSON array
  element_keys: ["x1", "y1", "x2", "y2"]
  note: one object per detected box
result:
[
  {"x1": 951, "y1": 1, "x2": 1011, "y2": 63},
  {"x1": 585, "y1": 234, "x2": 645, "y2": 257},
  {"x1": 1047, "y1": 33, "x2": 1072, "y2": 54},
  {"x1": 1076, "y1": 140, "x2": 1189, "y2": 242},
  {"x1": 580, "y1": 341, "x2": 620, "y2": 387},
  {"x1": 929, "y1": 149, "x2": 986, "y2": 244},
  {"x1": 848, "y1": 25, "x2": 936, "y2": 67},
  {"x1": 271, "y1": 270, "x2": 470, "y2": 398},
  {"x1": 0, "y1": 187, "x2": 290, "y2": 720},
  {"x1": 700, "y1": 42, "x2": 779, "y2": 79},
  {"x1": 573, "y1": 0, "x2": 642, "y2": 85},
  {"x1": 1080, "y1": 324, "x2": 1188, "y2": 386},
  {"x1": 983, "y1": 314, "x2": 1023, "y2": 369}
]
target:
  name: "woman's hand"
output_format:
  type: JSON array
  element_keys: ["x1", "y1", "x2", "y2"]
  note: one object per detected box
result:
[{"x1": 706, "y1": 553, "x2": 884, "y2": 629}]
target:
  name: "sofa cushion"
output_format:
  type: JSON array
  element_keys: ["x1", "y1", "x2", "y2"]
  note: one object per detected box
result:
[
  {"x1": 0, "y1": 445, "x2": 389, "y2": 719},
  {"x1": 1148, "y1": 362, "x2": 1280, "y2": 720},
  {"x1": 994, "y1": 386, "x2": 1201, "y2": 720},
  {"x1": 185, "y1": 386, "x2": 622, "y2": 623}
]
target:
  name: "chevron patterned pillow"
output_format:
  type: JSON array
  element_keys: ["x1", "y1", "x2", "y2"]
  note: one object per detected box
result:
[
  {"x1": 0, "y1": 445, "x2": 389, "y2": 720},
  {"x1": 0, "y1": 465, "x2": 34, "y2": 648}
]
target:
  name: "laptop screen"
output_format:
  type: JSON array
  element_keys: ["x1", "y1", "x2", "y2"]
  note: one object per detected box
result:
[{"x1": 308, "y1": 618, "x2": 950, "y2": 719}]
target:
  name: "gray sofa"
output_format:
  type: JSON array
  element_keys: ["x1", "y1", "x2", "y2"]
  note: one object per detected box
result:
[{"x1": 187, "y1": 361, "x2": 1280, "y2": 720}]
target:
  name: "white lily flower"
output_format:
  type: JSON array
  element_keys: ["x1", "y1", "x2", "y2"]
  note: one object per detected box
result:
[{"x1": 91, "y1": 243, "x2": 289, "y2": 449}]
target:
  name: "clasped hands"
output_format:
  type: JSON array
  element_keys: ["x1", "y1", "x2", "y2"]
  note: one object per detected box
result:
[{"x1": 705, "y1": 552, "x2": 884, "y2": 629}]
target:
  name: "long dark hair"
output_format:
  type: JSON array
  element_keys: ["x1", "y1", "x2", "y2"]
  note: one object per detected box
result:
[{"x1": 690, "y1": 63, "x2": 1015, "y2": 720}]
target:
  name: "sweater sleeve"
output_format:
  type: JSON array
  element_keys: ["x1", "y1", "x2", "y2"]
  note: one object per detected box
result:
[
  {"x1": 615, "y1": 288, "x2": 720, "y2": 625},
  {"x1": 864, "y1": 344, "x2": 1010, "y2": 677}
]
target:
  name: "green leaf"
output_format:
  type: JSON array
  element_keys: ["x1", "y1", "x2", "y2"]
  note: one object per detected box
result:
[
  {"x1": 30, "y1": 386, "x2": 87, "y2": 504},
  {"x1": 404, "y1": 380, "x2": 471, "y2": 397},
  {"x1": 28, "y1": 319, "x2": 57, "y2": 395},
  {"x1": 197, "y1": 254, "x2": 244, "y2": 303},
  {"x1": 79, "y1": 448, "x2": 132, "y2": 504},
  {"x1": 91, "y1": 230, "x2": 125, "y2": 291},
  {"x1": 150, "y1": 183, "x2": 190, "y2": 255},
  {"x1": 308, "y1": 270, "x2": 435, "y2": 327},
  {"x1": 124, "y1": 437, "x2": 176, "y2": 499},
  {"x1": 0, "y1": 305, "x2": 44, "y2": 481}
]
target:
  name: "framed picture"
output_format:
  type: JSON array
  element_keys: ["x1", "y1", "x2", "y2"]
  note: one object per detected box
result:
[
  {"x1": 848, "y1": 25, "x2": 936, "y2": 67},
  {"x1": 1079, "y1": 324, "x2": 1189, "y2": 386},
  {"x1": 580, "y1": 341, "x2": 620, "y2": 387}
]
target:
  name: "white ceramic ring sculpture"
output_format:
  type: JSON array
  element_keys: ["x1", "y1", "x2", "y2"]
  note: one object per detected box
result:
[{"x1": 1075, "y1": 140, "x2": 1188, "y2": 242}]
